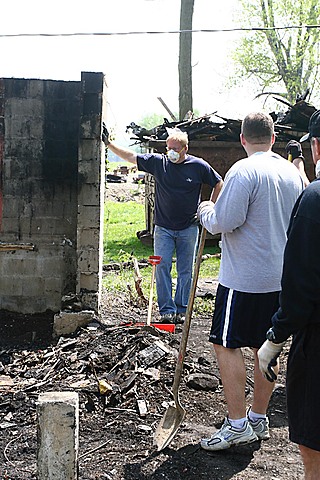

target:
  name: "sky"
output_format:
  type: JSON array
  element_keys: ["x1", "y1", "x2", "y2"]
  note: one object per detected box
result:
[{"x1": 1, "y1": 0, "x2": 265, "y2": 144}]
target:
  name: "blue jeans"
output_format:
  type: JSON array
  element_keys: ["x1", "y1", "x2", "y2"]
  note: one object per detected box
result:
[{"x1": 153, "y1": 225, "x2": 199, "y2": 316}]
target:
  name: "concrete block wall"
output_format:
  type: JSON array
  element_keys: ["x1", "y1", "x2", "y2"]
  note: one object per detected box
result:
[
  {"x1": 77, "y1": 72, "x2": 106, "y2": 311},
  {"x1": 0, "y1": 72, "x2": 106, "y2": 317}
]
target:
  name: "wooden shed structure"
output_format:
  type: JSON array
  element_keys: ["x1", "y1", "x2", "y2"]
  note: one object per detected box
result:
[{"x1": 138, "y1": 139, "x2": 314, "y2": 245}]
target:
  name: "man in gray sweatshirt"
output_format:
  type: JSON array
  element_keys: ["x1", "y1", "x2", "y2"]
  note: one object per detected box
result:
[{"x1": 197, "y1": 111, "x2": 304, "y2": 451}]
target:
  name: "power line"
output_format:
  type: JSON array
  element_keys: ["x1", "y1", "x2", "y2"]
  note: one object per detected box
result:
[{"x1": 0, "y1": 25, "x2": 320, "y2": 38}]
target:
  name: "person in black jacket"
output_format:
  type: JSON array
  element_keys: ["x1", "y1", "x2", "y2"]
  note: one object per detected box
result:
[{"x1": 258, "y1": 109, "x2": 320, "y2": 480}]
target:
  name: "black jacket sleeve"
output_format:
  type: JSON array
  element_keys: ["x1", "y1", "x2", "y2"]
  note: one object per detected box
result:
[{"x1": 272, "y1": 182, "x2": 320, "y2": 342}]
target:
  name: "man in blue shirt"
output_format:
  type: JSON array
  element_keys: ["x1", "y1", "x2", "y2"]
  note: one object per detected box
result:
[{"x1": 104, "y1": 128, "x2": 223, "y2": 323}]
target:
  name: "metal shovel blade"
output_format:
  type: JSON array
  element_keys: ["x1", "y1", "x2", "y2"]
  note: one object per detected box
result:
[{"x1": 153, "y1": 402, "x2": 186, "y2": 451}]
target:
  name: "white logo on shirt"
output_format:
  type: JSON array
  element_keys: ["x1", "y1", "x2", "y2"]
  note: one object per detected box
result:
[{"x1": 186, "y1": 178, "x2": 192, "y2": 182}]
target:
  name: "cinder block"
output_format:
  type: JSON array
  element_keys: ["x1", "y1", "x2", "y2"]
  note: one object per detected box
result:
[
  {"x1": 79, "y1": 115, "x2": 101, "y2": 139},
  {"x1": 5, "y1": 78, "x2": 28, "y2": 98},
  {"x1": 37, "y1": 391, "x2": 79, "y2": 480},
  {"x1": 78, "y1": 158, "x2": 103, "y2": 184},
  {"x1": 53, "y1": 310, "x2": 95, "y2": 337},
  {"x1": 2, "y1": 196, "x2": 24, "y2": 217},
  {"x1": 22, "y1": 276, "x2": 46, "y2": 296},
  {"x1": 0, "y1": 255, "x2": 39, "y2": 276},
  {"x1": 44, "y1": 292, "x2": 62, "y2": 312},
  {"x1": 78, "y1": 248, "x2": 100, "y2": 272},
  {"x1": 7, "y1": 114, "x2": 44, "y2": 139},
  {"x1": 28, "y1": 80, "x2": 44, "y2": 98},
  {"x1": 78, "y1": 139, "x2": 101, "y2": 162},
  {"x1": 78, "y1": 272, "x2": 100, "y2": 291},
  {"x1": 6, "y1": 98, "x2": 44, "y2": 119},
  {"x1": 39, "y1": 256, "x2": 65, "y2": 277},
  {"x1": 84, "y1": 147, "x2": 104, "y2": 177},
  {"x1": 1, "y1": 216, "x2": 20, "y2": 234},
  {"x1": 77, "y1": 205, "x2": 101, "y2": 229},
  {"x1": 0, "y1": 295, "x2": 48, "y2": 313},
  {"x1": 18, "y1": 216, "x2": 76, "y2": 237},
  {"x1": 0, "y1": 233, "x2": 20, "y2": 243},
  {"x1": 81, "y1": 72, "x2": 104, "y2": 94},
  {"x1": 78, "y1": 183, "x2": 100, "y2": 206},
  {"x1": 43, "y1": 80, "x2": 79, "y2": 99},
  {"x1": 77, "y1": 228, "x2": 100, "y2": 248},
  {"x1": 82, "y1": 95, "x2": 102, "y2": 116},
  {"x1": 43, "y1": 275, "x2": 61, "y2": 291},
  {"x1": 0, "y1": 276, "x2": 23, "y2": 295}
]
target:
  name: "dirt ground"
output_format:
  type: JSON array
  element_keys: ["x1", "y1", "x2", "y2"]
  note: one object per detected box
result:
[{"x1": 0, "y1": 176, "x2": 304, "y2": 479}]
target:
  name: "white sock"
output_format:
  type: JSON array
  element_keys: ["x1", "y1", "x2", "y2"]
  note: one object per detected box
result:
[
  {"x1": 229, "y1": 417, "x2": 247, "y2": 429},
  {"x1": 248, "y1": 409, "x2": 266, "y2": 422}
]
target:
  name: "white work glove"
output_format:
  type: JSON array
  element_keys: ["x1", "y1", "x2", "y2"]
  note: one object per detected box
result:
[
  {"x1": 197, "y1": 201, "x2": 214, "y2": 220},
  {"x1": 258, "y1": 339, "x2": 286, "y2": 383},
  {"x1": 197, "y1": 200, "x2": 221, "y2": 235}
]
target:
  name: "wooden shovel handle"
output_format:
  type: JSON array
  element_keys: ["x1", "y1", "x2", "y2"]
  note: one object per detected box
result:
[
  {"x1": 172, "y1": 226, "x2": 207, "y2": 397},
  {"x1": 147, "y1": 263, "x2": 156, "y2": 326}
]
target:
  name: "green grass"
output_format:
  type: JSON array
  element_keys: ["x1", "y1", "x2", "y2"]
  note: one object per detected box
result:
[
  {"x1": 106, "y1": 160, "x2": 133, "y2": 172},
  {"x1": 103, "y1": 200, "x2": 220, "y2": 314},
  {"x1": 104, "y1": 201, "x2": 152, "y2": 262}
]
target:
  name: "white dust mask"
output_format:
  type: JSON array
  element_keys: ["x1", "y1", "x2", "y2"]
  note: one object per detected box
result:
[
  {"x1": 167, "y1": 146, "x2": 185, "y2": 163},
  {"x1": 167, "y1": 149, "x2": 180, "y2": 163}
]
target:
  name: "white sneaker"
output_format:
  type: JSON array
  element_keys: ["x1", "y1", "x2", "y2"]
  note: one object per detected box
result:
[
  {"x1": 247, "y1": 408, "x2": 270, "y2": 440},
  {"x1": 200, "y1": 417, "x2": 258, "y2": 451}
]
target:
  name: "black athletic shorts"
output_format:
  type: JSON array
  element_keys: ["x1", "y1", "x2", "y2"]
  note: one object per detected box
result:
[
  {"x1": 287, "y1": 323, "x2": 320, "y2": 451},
  {"x1": 209, "y1": 284, "x2": 280, "y2": 349}
]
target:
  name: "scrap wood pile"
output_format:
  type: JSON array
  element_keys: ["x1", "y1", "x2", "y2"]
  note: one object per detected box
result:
[
  {"x1": 0, "y1": 322, "x2": 220, "y2": 440},
  {"x1": 126, "y1": 98, "x2": 318, "y2": 145}
]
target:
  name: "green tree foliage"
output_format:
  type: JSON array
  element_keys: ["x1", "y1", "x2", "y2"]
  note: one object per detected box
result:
[
  {"x1": 138, "y1": 109, "x2": 200, "y2": 130},
  {"x1": 138, "y1": 113, "x2": 170, "y2": 130},
  {"x1": 233, "y1": 0, "x2": 320, "y2": 103}
]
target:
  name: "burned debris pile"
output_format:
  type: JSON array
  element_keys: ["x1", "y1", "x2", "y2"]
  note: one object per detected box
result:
[
  {"x1": 0, "y1": 323, "x2": 219, "y2": 417},
  {"x1": 0, "y1": 318, "x2": 221, "y2": 476},
  {"x1": 0, "y1": 285, "x2": 292, "y2": 479},
  {"x1": 126, "y1": 99, "x2": 317, "y2": 145}
]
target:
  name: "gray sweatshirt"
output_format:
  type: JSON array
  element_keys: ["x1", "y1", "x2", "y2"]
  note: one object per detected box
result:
[{"x1": 198, "y1": 151, "x2": 304, "y2": 293}]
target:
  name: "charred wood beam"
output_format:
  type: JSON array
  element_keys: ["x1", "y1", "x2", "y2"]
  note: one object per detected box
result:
[{"x1": 0, "y1": 242, "x2": 35, "y2": 251}]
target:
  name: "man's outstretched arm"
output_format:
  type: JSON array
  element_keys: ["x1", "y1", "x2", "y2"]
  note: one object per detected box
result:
[{"x1": 102, "y1": 124, "x2": 137, "y2": 165}]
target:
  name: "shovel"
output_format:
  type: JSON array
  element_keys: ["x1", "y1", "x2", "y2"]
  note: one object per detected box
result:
[{"x1": 153, "y1": 225, "x2": 207, "y2": 451}]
